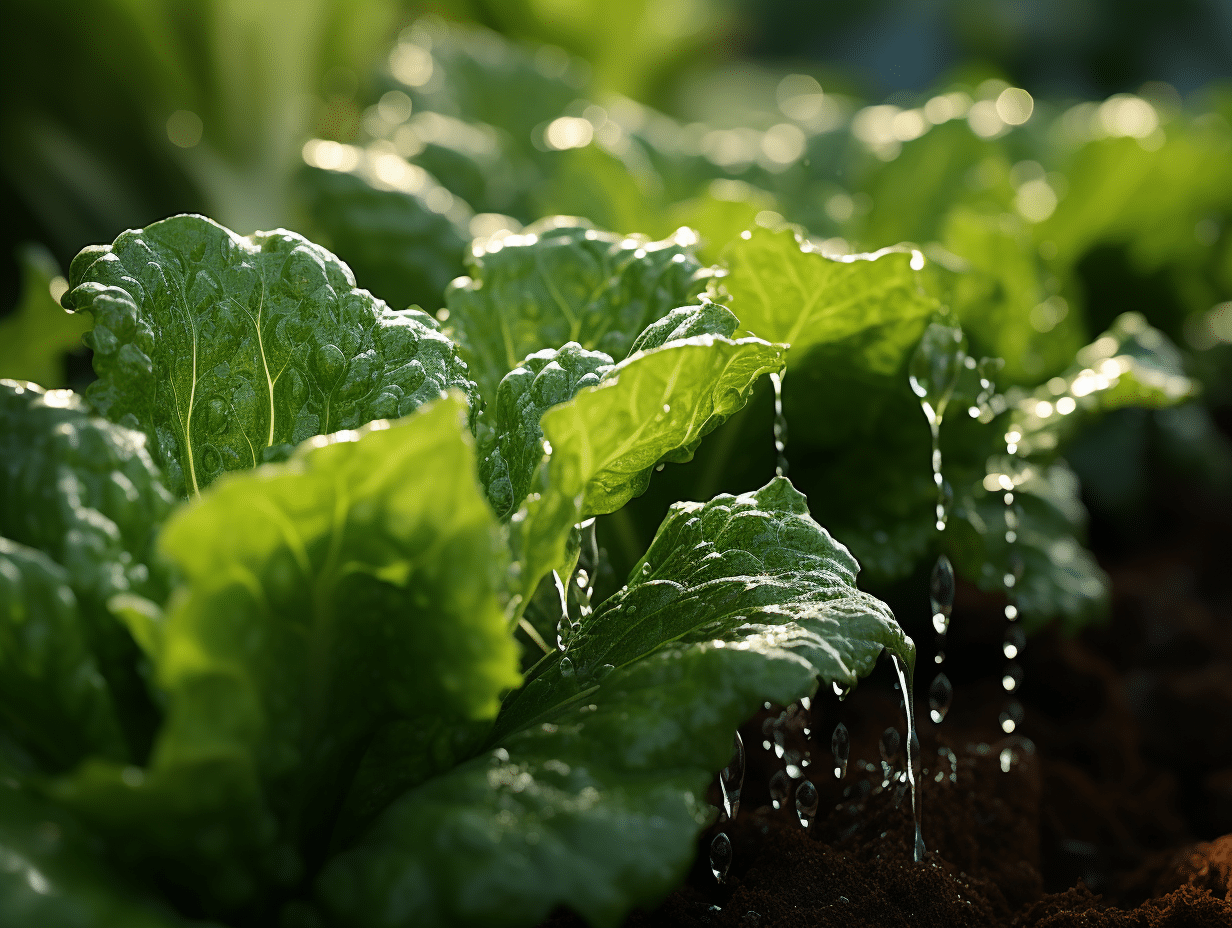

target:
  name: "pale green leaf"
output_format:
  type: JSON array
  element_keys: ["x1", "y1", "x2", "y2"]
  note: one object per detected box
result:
[{"x1": 54, "y1": 394, "x2": 520, "y2": 913}]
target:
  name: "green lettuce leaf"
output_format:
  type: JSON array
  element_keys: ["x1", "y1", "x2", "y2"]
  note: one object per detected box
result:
[
  {"x1": 319, "y1": 477, "x2": 910, "y2": 928},
  {"x1": 716, "y1": 227, "x2": 937, "y2": 367},
  {"x1": 445, "y1": 218, "x2": 712, "y2": 404},
  {"x1": 0, "y1": 771, "x2": 199, "y2": 928},
  {"x1": 479, "y1": 303, "x2": 741, "y2": 520},
  {"x1": 297, "y1": 165, "x2": 469, "y2": 312},
  {"x1": 478, "y1": 342, "x2": 614, "y2": 519},
  {"x1": 0, "y1": 539, "x2": 127, "y2": 771},
  {"x1": 53, "y1": 394, "x2": 521, "y2": 912},
  {"x1": 627, "y1": 300, "x2": 738, "y2": 354},
  {"x1": 0, "y1": 244, "x2": 89, "y2": 388},
  {"x1": 0, "y1": 380, "x2": 174, "y2": 760},
  {"x1": 518, "y1": 335, "x2": 784, "y2": 609},
  {"x1": 63, "y1": 214, "x2": 478, "y2": 498},
  {"x1": 1011, "y1": 311, "x2": 1197, "y2": 460}
]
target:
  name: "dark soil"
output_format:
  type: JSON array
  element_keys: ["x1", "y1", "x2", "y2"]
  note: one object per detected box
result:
[{"x1": 543, "y1": 476, "x2": 1232, "y2": 927}]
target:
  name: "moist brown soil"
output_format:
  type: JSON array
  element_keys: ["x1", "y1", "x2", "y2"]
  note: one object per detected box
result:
[{"x1": 543, "y1": 480, "x2": 1232, "y2": 927}]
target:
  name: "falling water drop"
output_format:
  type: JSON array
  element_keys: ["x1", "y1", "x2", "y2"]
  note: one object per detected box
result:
[
  {"x1": 831, "y1": 722, "x2": 850, "y2": 779},
  {"x1": 999, "y1": 701, "x2": 1024, "y2": 734},
  {"x1": 1001, "y1": 663, "x2": 1024, "y2": 693},
  {"x1": 928, "y1": 673, "x2": 953, "y2": 724},
  {"x1": 719, "y1": 733, "x2": 745, "y2": 822},
  {"x1": 832, "y1": 681, "x2": 850, "y2": 701},
  {"x1": 577, "y1": 518, "x2": 599, "y2": 617},
  {"x1": 910, "y1": 314, "x2": 967, "y2": 535},
  {"x1": 1003, "y1": 625, "x2": 1026, "y2": 660},
  {"x1": 930, "y1": 555, "x2": 956, "y2": 624},
  {"x1": 769, "y1": 769, "x2": 791, "y2": 810},
  {"x1": 891, "y1": 654, "x2": 926, "y2": 862},
  {"x1": 553, "y1": 570, "x2": 571, "y2": 650},
  {"x1": 879, "y1": 727, "x2": 901, "y2": 774},
  {"x1": 770, "y1": 370, "x2": 789, "y2": 477},
  {"x1": 795, "y1": 780, "x2": 818, "y2": 828},
  {"x1": 710, "y1": 832, "x2": 732, "y2": 883}
]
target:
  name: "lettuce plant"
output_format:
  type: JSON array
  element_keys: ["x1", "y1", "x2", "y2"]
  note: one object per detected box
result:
[
  {"x1": 0, "y1": 24, "x2": 1212, "y2": 924},
  {"x1": 1, "y1": 214, "x2": 918, "y2": 927}
]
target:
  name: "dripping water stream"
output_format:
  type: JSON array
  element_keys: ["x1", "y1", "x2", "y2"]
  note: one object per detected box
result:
[
  {"x1": 905, "y1": 313, "x2": 967, "y2": 861},
  {"x1": 770, "y1": 370, "x2": 788, "y2": 477}
]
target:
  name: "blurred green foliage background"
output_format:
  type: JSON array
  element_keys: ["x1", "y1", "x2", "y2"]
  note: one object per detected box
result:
[{"x1": 3, "y1": 0, "x2": 1231, "y2": 551}]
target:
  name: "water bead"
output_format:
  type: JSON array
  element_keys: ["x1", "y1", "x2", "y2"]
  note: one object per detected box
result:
[
  {"x1": 795, "y1": 779, "x2": 818, "y2": 828},
  {"x1": 830, "y1": 722, "x2": 850, "y2": 779},
  {"x1": 928, "y1": 672, "x2": 953, "y2": 724},
  {"x1": 709, "y1": 832, "x2": 732, "y2": 883}
]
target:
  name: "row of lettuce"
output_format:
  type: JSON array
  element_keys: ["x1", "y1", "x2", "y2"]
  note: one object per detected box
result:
[
  {"x1": 0, "y1": 16, "x2": 1219, "y2": 928},
  {"x1": 0, "y1": 204, "x2": 1191, "y2": 926}
]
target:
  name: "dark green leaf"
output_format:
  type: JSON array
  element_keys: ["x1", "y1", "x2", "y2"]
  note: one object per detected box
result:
[
  {"x1": 478, "y1": 342, "x2": 613, "y2": 519},
  {"x1": 0, "y1": 539, "x2": 127, "y2": 771},
  {"x1": 63, "y1": 214, "x2": 478, "y2": 497},
  {"x1": 0, "y1": 771, "x2": 200, "y2": 928},
  {"x1": 627, "y1": 300, "x2": 738, "y2": 355},
  {"x1": 0, "y1": 379, "x2": 174, "y2": 760},
  {"x1": 319, "y1": 478, "x2": 909, "y2": 928}
]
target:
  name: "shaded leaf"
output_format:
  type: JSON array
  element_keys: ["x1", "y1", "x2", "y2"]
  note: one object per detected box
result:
[
  {"x1": 0, "y1": 539, "x2": 127, "y2": 771},
  {"x1": 0, "y1": 380, "x2": 174, "y2": 759},
  {"x1": 297, "y1": 165, "x2": 469, "y2": 312},
  {"x1": 0, "y1": 244, "x2": 89, "y2": 388}
]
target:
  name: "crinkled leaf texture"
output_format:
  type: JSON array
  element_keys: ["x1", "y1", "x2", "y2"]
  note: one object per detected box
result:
[
  {"x1": 0, "y1": 380, "x2": 174, "y2": 760},
  {"x1": 518, "y1": 334, "x2": 785, "y2": 609},
  {"x1": 0, "y1": 539, "x2": 127, "y2": 771},
  {"x1": 479, "y1": 342, "x2": 614, "y2": 519},
  {"x1": 52, "y1": 394, "x2": 520, "y2": 912},
  {"x1": 0, "y1": 770, "x2": 198, "y2": 928},
  {"x1": 0, "y1": 244, "x2": 90, "y2": 387},
  {"x1": 319, "y1": 477, "x2": 910, "y2": 928},
  {"x1": 479, "y1": 302, "x2": 740, "y2": 520},
  {"x1": 445, "y1": 218, "x2": 712, "y2": 404},
  {"x1": 63, "y1": 214, "x2": 477, "y2": 498}
]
